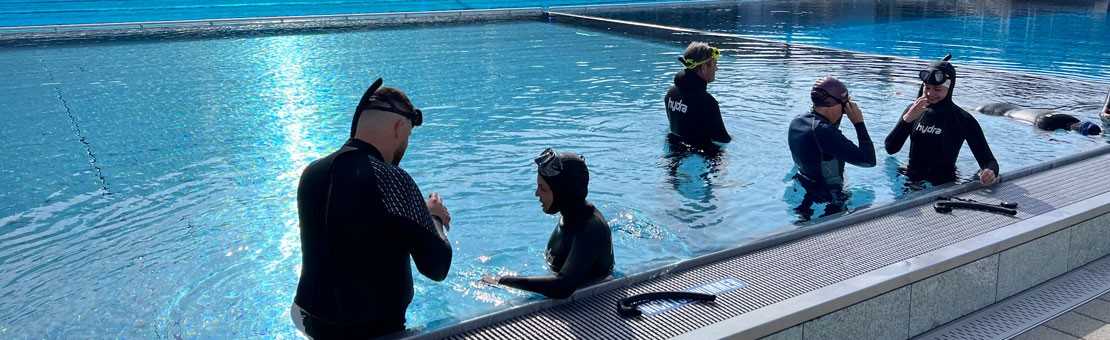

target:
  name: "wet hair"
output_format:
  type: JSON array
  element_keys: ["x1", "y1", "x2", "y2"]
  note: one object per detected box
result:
[{"x1": 682, "y1": 42, "x2": 714, "y2": 69}]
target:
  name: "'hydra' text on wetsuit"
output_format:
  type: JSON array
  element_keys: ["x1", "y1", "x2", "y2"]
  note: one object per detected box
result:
[
  {"x1": 885, "y1": 89, "x2": 999, "y2": 184},
  {"x1": 664, "y1": 69, "x2": 731, "y2": 146}
]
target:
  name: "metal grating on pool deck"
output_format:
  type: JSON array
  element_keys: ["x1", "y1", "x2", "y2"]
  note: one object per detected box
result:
[
  {"x1": 914, "y1": 255, "x2": 1110, "y2": 340},
  {"x1": 410, "y1": 151, "x2": 1110, "y2": 340}
]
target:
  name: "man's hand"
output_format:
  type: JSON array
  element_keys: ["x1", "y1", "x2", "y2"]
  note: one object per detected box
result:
[
  {"x1": 979, "y1": 169, "x2": 998, "y2": 186},
  {"x1": 426, "y1": 192, "x2": 451, "y2": 227},
  {"x1": 845, "y1": 101, "x2": 864, "y2": 124},
  {"x1": 903, "y1": 96, "x2": 930, "y2": 123}
]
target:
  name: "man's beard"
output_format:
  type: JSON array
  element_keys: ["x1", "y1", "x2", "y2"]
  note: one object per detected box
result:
[{"x1": 391, "y1": 142, "x2": 407, "y2": 166}]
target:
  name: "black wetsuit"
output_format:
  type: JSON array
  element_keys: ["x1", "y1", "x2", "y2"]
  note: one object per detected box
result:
[
  {"x1": 664, "y1": 69, "x2": 731, "y2": 146},
  {"x1": 788, "y1": 111, "x2": 876, "y2": 202},
  {"x1": 976, "y1": 103, "x2": 1080, "y2": 131},
  {"x1": 885, "y1": 61, "x2": 999, "y2": 185},
  {"x1": 499, "y1": 203, "x2": 614, "y2": 299},
  {"x1": 294, "y1": 138, "x2": 451, "y2": 338},
  {"x1": 1036, "y1": 112, "x2": 1081, "y2": 130}
]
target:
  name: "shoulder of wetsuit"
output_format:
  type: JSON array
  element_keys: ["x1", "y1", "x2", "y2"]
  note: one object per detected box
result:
[
  {"x1": 950, "y1": 105, "x2": 977, "y2": 121},
  {"x1": 363, "y1": 158, "x2": 437, "y2": 234}
]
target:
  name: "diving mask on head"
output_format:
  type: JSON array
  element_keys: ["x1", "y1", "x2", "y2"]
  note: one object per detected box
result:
[
  {"x1": 678, "y1": 47, "x2": 720, "y2": 70},
  {"x1": 918, "y1": 54, "x2": 954, "y2": 86},
  {"x1": 355, "y1": 78, "x2": 423, "y2": 127}
]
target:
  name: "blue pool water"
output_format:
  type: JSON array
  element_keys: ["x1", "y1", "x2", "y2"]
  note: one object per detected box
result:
[
  {"x1": 0, "y1": 0, "x2": 674, "y2": 27},
  {"x1": 1, "y1": 6, "x2": 1109, "y2": 340},
  {"x1": 599, "y1": 0, "x2": 1110, "y2": 81}
]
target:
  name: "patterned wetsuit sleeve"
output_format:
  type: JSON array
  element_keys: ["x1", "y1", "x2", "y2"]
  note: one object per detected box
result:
[
  {"x1": 499, "y1": 227, "x2": 605, "y2": 299},
  {"x1": 884, "y1": 105, "x2": 915, "y2": 154},
  {"x1": 409, "y1": 217, "x2": 452, "y2": 281},
  {"x1": 961, "y1": 112, "x2": 1000, "y2": 175},
  {"x1": 707, "y1": 97, "x2": 732, "y2": 143},
  {"x1": 816, "y1": 122, "x2": 876, "y2": 167}
]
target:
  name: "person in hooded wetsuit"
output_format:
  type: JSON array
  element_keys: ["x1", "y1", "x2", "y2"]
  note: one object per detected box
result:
[
  {"x1": 481, "y1": 148, "x2": 614, "y2": 299},
  {"x1": 292, "y1": 79, "x2": 453, "y2": 339},
  {"x1": 884, "y1": 55, "x2": 1000, "y2": 186},
  {"x1": 788, "y1": 76, "x2": 876, "y2": 218},
  {"x1": 1101, "y1": 87, "x2": 1110, "y2": 125},
  {"x1": 974, "y1": 102, "x2": 1102, "y2": 135},
  {"x1": 664, "y1": 42, "x2": 731, "y2": 147}
]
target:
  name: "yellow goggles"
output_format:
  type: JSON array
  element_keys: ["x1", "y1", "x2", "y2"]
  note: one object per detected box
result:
[{"x1": 681, "y1": 47, "x2": 720, "y2": 69}]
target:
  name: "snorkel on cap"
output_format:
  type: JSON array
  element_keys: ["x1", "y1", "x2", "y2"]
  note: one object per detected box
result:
[
  {"x1": 350, "y1": 78, "x2": 424, "y2": 138},
  {"x1": 919, "y1": 54, "x2": 955, "y2": 87}
]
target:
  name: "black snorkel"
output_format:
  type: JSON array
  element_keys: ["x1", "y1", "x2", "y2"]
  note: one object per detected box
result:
[
  {"x1": 351, "y1": 78, "x2": 384, "y2": 138},
  {"x1": 350, "y1": 77, "x2": 424, "y2": 139}
]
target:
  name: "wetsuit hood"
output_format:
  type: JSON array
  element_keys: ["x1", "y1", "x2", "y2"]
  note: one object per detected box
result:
[
  {"x1": 674, "y1": 69, "x2": 708, "y2": 93},
  {"x1": 540, "y1": 152, "x2": 590, "y2": 218},
  {"x1": 916, "y1": 58, "x2": 957, "y2": 108}
]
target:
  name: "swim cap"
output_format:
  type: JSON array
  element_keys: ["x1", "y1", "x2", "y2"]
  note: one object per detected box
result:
[
  {"x1": 811, "y1": 76, "x2": 849, "y2": 107},
  {"x1": 1077, "y1": 121, "x2": 1102, "y2": 135}
]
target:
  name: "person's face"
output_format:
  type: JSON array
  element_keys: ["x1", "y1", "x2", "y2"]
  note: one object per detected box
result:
[
  {"x1": 699, "y1": 58, "x2": 718, "y2": 83},
  {"x1": 536, "y1": 174, "x2": 556, "y2": 214},
  {"x1": 923, "y1": 84, "x2": 949, "y2": 104},
  {"x1": 391, "y1": 118, "x2": 413, "y2": 166}
]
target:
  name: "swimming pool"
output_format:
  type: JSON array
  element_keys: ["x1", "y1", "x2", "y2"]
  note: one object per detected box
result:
[
  {"x1": 0, "y1": 0, "x2": 678, "y2": 27},
  {"x1": 592, "y1": 0, "x2": 1110, "y2": 81},
  {"x1": 0, "y1": 10, "x2": 1107, "y2": 340}
]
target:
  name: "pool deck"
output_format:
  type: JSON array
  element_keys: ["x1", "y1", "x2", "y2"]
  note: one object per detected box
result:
[{"x1": 1016, "y1": 294, "x2": 1110, "y2": 340}]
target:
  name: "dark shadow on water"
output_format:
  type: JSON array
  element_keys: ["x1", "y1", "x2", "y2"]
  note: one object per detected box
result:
[
  {"x1": 662, "y1": 135, "x2": 726, "y2": 229},
  {"x1": 782, "y1": 169, "x2": 877, "y2": 225}
]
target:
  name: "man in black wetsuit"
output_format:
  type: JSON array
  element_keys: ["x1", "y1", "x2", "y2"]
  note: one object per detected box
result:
[
  {"x1": 292, "y1": 79, "x2": 453, "y2": 338},
  {"x1": 1101, "y1": 88, "x2": 1110, "y2": 124},
  {"x1": 664, "y1": 42, "x2": 731, "y2": 147},
  {"x1": 481, "y1": 148, "x2": 614, "y2": 299},
  {"x1": 884, "y1": 56, "x2": 1000, "y2": 186},
  {"x1": 788, "y1": 76, "x2": 876, "y2": 217},
  {"x1": 975, "y1": 103, "x2": 1101, "y2": 135}
]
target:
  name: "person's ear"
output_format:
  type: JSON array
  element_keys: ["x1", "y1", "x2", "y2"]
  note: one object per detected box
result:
[{"x1": 393, "y1": 119, "x2": 403, "y2": 139}]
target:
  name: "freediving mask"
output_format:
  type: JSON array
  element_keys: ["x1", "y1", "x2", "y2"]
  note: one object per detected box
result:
[
  {"x1": 918, "y1": 54, "x2": 954, "y2": 86},
  {"x1": 535, "y1": 148, "x2": 563, "y2": 177}
]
